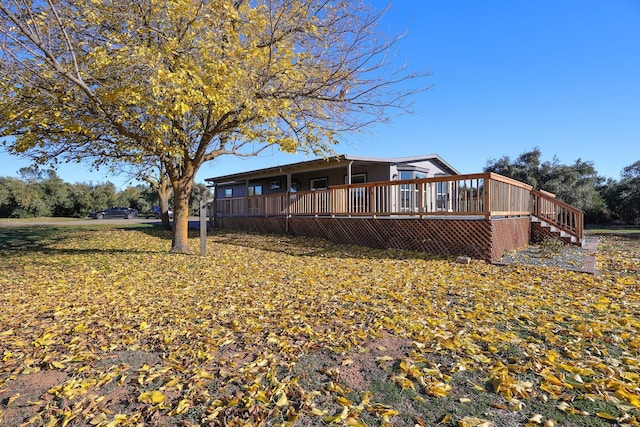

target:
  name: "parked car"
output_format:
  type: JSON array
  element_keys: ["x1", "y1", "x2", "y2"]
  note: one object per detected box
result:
[
  {"x1": 143, "y1": 206, "x2": 173, "y2": 219},
  {"x1": 91, "y1": 207, "x2": 138, "y2": 219}
]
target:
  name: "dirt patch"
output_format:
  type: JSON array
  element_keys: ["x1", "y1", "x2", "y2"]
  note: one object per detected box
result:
[
  {"x1": 0, "y1": 370, "x2": 69, "y2": 426},
  {"x1": 364, "y1": 332, "x2": 414, "y2": 359},
  {"x1": 338, "y1": 332, "x2": 414, "y2": 391},
  {"x1": 0, "y1": 350, "x2": 169, "y2": 426},
  {"x1": 94, "y1": 349, "x2": 163, "y2": 371}
]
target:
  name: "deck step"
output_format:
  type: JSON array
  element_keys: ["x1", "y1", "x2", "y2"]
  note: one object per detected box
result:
[{"x1": 531, "y1": 215, "x2": 578, "y2": 244}]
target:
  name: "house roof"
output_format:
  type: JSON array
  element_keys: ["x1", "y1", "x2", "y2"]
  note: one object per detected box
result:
[{"x1": 205, "y1": 154, "x2": 460, "y2": 184}]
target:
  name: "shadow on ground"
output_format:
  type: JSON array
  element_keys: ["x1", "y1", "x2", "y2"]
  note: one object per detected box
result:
[{"x1": 0, "y1": 222, "x2": 441, "y2": 262}]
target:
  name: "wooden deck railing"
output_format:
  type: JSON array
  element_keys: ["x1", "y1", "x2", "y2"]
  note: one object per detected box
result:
[
  {"x1": 214, "y1": 172, "x2": 583, "y2": 242},
  {"x1": 215, "y1": 173, "x2": 532, "y2": 218}
]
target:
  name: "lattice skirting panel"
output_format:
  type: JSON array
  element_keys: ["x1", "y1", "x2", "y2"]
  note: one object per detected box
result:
[
  {"x1": 490, "y1": 217, "x2": 531, "y2": 261},
  {"x1": 216, "y1": 216, "x2": 532, "y2": 262},
  {"x1": 289, "y1": 217, "x2": 494, "y2": 259}
]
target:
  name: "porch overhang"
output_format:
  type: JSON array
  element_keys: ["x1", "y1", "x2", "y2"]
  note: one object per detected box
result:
[{"x1": 204, "y1": 154, "x2": 460, "y2": 185}]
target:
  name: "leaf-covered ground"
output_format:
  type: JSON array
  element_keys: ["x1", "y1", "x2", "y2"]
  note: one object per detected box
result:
[{"x1": 0, "y1": 226, "x2": 638, "y2": 427}]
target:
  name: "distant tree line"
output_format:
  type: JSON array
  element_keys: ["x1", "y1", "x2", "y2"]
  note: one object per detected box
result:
[
  {"x1": 485, "y1": 148, "x2": 640, "y2": 225},
  {"x1": 2, "y1": 154, "x2": 638, "y2": 225},
  {"x1": 0, "y1": 167, "x2": 211, "y2": 218}
]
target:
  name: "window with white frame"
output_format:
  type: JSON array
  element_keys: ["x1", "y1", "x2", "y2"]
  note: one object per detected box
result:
[
  {"x1": 346, "y1": 174, "x2": 367, "y2": 212},
  {"x1": 344, "y1": 173, "x2": 367, "y2": 184},
  {"x1": 398, "y1": 170, "x2": 427, "y2": 211},
  {"x1": 310, "y1": 178, "x2": 328, "y2": 190}
]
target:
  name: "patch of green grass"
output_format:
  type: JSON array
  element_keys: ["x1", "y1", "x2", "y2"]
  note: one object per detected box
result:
[
  {"x1": 0, "y1": 216, "x2": 84, "y2": 223},
  {"x1": 498, "y1": 342, "x2": 524, "y2": 362},
  {"x1": 369, "y1": 378, "x2": 406, "y2": 405},
  {"x1": 524, "y1": 398, "x2": 623, "y2": 427},
  {"x1": 0, "y1": 224, "x2": 170, "y2": 255},
  {"x1": 0, "y1": 226, "x2": 66, "y2": 251},
  {"x1": 585, "y1": 226, "x2": 640, "y2": 236}
]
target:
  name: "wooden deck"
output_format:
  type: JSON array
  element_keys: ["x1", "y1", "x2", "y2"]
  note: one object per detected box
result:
[{"x1": 211, "y1": 173, "x2": 583, "y2": 262}]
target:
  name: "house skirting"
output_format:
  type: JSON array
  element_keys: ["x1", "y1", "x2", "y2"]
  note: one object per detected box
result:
[{"x1": 215, "y1": 216, "x2": 531, "y2": 262}]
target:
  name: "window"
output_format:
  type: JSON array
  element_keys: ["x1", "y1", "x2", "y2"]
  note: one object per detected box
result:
[
  {"x1": 270, "y1": 180, "x2": 281, "y2": 190},
  {"x1": 399, "y1": 170, "x2": 427, "y2": 180},
  {"x1": 400, "y1": 171, "x2": 413, "y2": 181},
  {"x1": 344, "y1": 173, "x2": 367, "y2": 184},
  {"x1": 310, "y1": 178, "x2": 328, "y2": 190},
  {"x1": 248, "y1": 184, "x2": 263, "y2": 196},
  {"x1": 345, "y1": 174, "x2": 367, "y2": 212},
  {"x1": 437, "y1": 181, "x2": 449, "y2": 210},
  {"x1": 224, "y1": 188, "x2": 233, "y2": 198},
  {"x1": 398, "y1": 171, "x2": 427, "y2": 212}
]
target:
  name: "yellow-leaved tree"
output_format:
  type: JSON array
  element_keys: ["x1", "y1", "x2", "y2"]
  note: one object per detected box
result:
[{"x1": 0, "y1": 0, "x2": 426, "y2": 253}]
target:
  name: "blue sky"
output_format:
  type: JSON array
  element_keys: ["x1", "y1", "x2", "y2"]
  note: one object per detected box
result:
[{"x1": 1, "y1": 0, "x2": 638, "y2": 188}]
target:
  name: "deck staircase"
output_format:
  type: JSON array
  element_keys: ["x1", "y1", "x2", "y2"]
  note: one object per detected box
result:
[
  {"x1": 530, "y1": 189, "x2": 583, "y2": 245},
  {"x1": 531, "y1": 216, "x2": 580, "y2": 244}
]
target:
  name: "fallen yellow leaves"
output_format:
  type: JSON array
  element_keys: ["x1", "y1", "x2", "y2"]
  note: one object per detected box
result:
[
  {"x1": 459, "y1": 417, "x2": 494, "y2": 427},
  {"x1": 0, "y1": 228, "x2": 638, "y2": 426},
  {"x1": 138, "y1": 390, "x2": 166, "y2": 404}
]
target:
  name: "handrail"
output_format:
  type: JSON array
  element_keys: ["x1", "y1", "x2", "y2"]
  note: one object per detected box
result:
[
  {"x1": 530, "y1": 189, "x2": 583, "y2": 243},
  {"x1": 215, "y1": 173, "x2": 535, "y2": 219},
  {"x1": 289, "y1": 174, "x2": 494, "y2": 217},
  {"x1": 487, "y1": 172, "x2": 534, "y2": 190}
]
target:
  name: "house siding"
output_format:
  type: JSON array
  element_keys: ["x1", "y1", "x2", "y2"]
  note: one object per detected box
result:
[
  {"x1": 217, "y1": 164, "x2": 394, "y2": 196},
  {"x1": 211, "y1": 156, "x2": 459, "y2": 198},
  {"x1": 292, "y1": 164, "x2": 390, "y2": 190},
  {"x1": 426, "y1": 161, "x2": 454, "y2": 176},
  {"x1": 394, "y1": 159, "x2": 452, "y2": 177},
  {"x1": 216, "y1": 183, "x2": 247, "y2": 199},
  {"x1": 360, "y1": 164, "x2": 391, "y2": 182}
]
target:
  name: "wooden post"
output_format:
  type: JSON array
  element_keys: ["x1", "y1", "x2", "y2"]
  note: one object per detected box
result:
[
  {"x1": 369, "y1": 186, "x2": 375, "y2": 217},
  {"x1": 418, "y1": 181, "x2": 424, "y2": 218},
  {"x1": 484, "y1": 175, "x2": 491, "y2": 219},
  {"x1": 286, "y1": 173, "x2": 291, "y2": 233},
  {"x1": 199, "y1": 198, "x2": 207, "y2": 256}
]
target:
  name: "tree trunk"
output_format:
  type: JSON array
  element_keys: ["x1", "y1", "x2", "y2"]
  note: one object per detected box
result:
[
  {"x1": 171, "y1": 179, "x2": 193, "y2": 253},
  {"x1": 158, "y1": 181, "x2": 172, "y2": 231}
]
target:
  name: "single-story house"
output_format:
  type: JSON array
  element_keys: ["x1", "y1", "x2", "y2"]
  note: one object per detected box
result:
[
  {"x1": 206, "y1": 154, "x2": 460, "y2": 199},
  {"x1": 205, "y1": 154, "x2": 583, "y2": 262}
]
